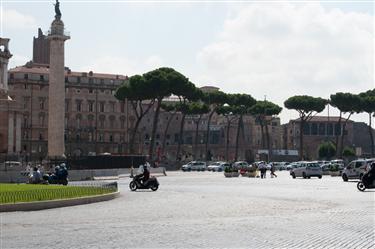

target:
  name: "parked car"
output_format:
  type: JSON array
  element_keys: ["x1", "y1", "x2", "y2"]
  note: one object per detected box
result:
[
  {"x1": 341, "y1": 159, "x2": 375, "y2": 181},
  {"x1": 207, "y1": 162, "x2": 231, "y2": 172},
  {"x1": 287, "y1": 162, "x2": 301, "y2": 171},
  {"x1": 181, "y1": 161, "x2": 207, "y2": 171},
  {"x1": 232, "y1": 161, "x2": 249, "y2": 170},
  {"x1": 290, "y1": 161, "x2": 322, "y2": 179}
]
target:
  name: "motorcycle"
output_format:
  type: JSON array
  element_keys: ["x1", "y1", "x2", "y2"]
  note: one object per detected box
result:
[
  {"x1": 357, "y1": 169, "x2": 375, "y2": 192},
  {"x1": 357, "y1": 179, "x2": 375, "y2": 192},
  {"x1": 43, "y1": 168, "x2": 69, "y2": 186},
  {"x1": 129, "y1": 175, "x2": 159, "y2": 191}
]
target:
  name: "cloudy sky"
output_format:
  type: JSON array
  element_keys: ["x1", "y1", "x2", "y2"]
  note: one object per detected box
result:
[{"x1": 1, "y1": 0, "x2": 374, "y2": 125}]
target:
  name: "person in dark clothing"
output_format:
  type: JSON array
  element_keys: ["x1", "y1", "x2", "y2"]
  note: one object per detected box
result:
[
  {"x1": 362, "y1": 162, "x2": 375, "y2": 186},
  {"x1": 136, "y1": 163, "x2": 151, "y2": 186}
]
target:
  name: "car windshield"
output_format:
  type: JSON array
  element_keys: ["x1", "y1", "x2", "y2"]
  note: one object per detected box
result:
[{"x1": 307, "y1": 163, "x2": 320, "y2": 168}]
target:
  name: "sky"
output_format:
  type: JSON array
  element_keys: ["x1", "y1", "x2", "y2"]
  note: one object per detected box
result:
[{"x1": 1, "y1": 0, "x2": 374, "y2": 125}]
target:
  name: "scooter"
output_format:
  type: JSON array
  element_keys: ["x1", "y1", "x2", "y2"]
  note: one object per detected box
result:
[
  {"x1": 357, "y1": 170, "x2": 375, "y2": 192},
  {"x1": 357, "y1": 179, "x2": 375, "y2": 192},
  {"x1": 43, "y1": 172, "x2": 68, "y2": 185},
  {"x1": 129, "y1": 175, "x2": 159, "y2": 191}
]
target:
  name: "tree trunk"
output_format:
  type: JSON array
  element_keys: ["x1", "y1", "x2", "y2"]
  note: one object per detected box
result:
[
  {"x1": 299, "y1": 119, "x2": 304, "y2": 160},
  {"x1": 176, "y1": 113, "x2": 186, "y2": 161},
  {"x1": 368, "y1": 113, "x2": 374, "y2": 157},
  {"x1": 265, "y1": 120, "x2": 271, "y2": 162},
  {"x1": 234, "y1": 115, "x2": 243, "y2": 162},
  {"x1": 149, "y1": 99, "x2": 162, "y2": 160},
  {"x1": 335, "y1": 112, "x2": 342, "y2": 157},
  {"x1": 225, "y1": 118, "x2": 231, "y2": 161},
  {"x1": 129, "y1": 116, "x2": 142, "y2": 154},
  {"x1": 260, "y1": 121, "x2": 265, "y2": 149},
  {"x1": 205, "y1": 110, "x2": 215, "y2": 161},
  {"x1": 161, "y1": 112, "x2": 175, "y2": 156},
  {"x1": 194, "y1": 115, "x2": 203, "y2": 160},
  {"x1": 339, "y1": 114, "x2": 352, "y2": 157}
]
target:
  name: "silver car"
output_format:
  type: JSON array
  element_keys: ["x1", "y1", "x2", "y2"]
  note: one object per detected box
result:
[
  {"x1": 207, "y1": 162, "x2": 230, "y2": 172},
  {"x1": 290, "y1": 162, "x2": 322, "y2": 179}
]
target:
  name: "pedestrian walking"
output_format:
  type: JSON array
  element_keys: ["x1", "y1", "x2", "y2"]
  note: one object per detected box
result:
[
  {"x1": 259, "y1": 162, "x2": 266, "y2": 179},
  {"x1": 270, "y1": 163, "x2": 277, "y2": 178}
]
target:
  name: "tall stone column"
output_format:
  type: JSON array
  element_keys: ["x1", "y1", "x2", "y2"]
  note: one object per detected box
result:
[
  {"x1": 15, "y1": 114, "x2": 22, "y2": 153},
  {"x1": 47, "y1": 18, "x2": 70, "y2": 159},
  {"x1": 8, "y1": 112, "x2": 14, "y2": 153}
]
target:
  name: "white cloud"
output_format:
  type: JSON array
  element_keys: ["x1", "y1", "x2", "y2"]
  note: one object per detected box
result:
[
  {"x1": 9, "y1": 54, "x2": 29, "y2": 69},
  {"x1": 196, "y1": 3, "x2": 374, "y2": 124},
  {"x1": 2, "y1": 9, "x2": 37, "y2": 30}
]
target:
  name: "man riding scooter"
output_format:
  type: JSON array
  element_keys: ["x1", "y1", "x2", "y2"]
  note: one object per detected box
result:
[{"x1": 136, "y1": 162, "x2": 151, "y2": 186}]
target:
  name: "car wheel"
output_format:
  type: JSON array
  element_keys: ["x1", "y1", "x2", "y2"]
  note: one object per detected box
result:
[
  {"x1": 318, "y1": 175, "x2": 322, "y2": 179},
  {"x1": 302, "y1": 172, "x2": 307, "y2": 179},
  {"x1": 342, "y1": 174, "x2": 348, "y2": 182},
  {"x1": 291, "y1": 172, "x2": 296, "y2": 179},
  {"x1": 307, "y1": 176, "x2": 311, "y2": 179}
]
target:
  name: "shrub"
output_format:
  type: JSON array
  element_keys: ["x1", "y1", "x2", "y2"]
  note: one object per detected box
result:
[
  {"x1": 318, "y1": 141, "x2": 336, "y2": 160},
  {"x1": 342, "y1": 147, "x2": 355, "y2": 157},
  {"x1": 329, "y1": 164, "x2": 339, "y2": 172}
]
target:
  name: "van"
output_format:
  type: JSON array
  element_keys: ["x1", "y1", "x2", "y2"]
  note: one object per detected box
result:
[
  {"x1": 3, "y1": 161, "x2": 22, "y2": 171},
  {"x1": 342, "y1": 159, "x2": 375, "y2": 181}
]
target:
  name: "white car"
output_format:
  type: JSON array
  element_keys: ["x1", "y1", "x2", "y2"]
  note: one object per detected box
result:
[
  {"x1": 207, "y1": 162, "x2": 231, "y2": 172},
  {"x1": 341, "y1": 159, "x2": 375, "y2": 181},
  {"x1": 290, "y1": 162, "x2": 322, "y2": 179},
  {"x1": 232, "y1": 161, "x2": 249, "y2": 170},
  {"x1": 181, "y1": 161, "x2": 207, "y2": 171}
]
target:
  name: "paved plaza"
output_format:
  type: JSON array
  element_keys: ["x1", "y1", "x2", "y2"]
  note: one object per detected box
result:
[{"x1": 1, "y1": 171, "x2": 374, "y2": 249}]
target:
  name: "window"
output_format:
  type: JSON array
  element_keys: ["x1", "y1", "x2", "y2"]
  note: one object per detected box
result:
[
  {"x1": 88, "y1": 133, "x2": 93, "y2": 142},
  {"x1": 334, "y1": 124, "x2": 342, "y2": 136},
  {"x1": 174, "y1": 133, "x2": 179, "y2": 143},
  {"x1": 39, "y1": 98, "x2": 45, "y2": 110},
  {"x1": 40, "y1": 75, "x2": 44, "y2": 81},
  {"x1": 76, "y1": 134, "x2": 80, "y2": 141},
  {"x1": 318, "y1": 123, "x2": 326, "y2": 135},
  {"x1": 120, "y1": 102, "x2": 125, "y2": 113},
  {"x1": 327, "y1": 123, "x2": 333, "y2": 136},
  {"x1": 76, "y1": 89, "x2": 81, "y2": 94},
  {"x1": 88, "y1": 101, "x2": 94, "y2": 112},
  {"x1": 10, "y1": 73, "x2": 14, "y2": 79},
  {"x1": 100, "y1": 102, "x2": 105, "y2": 112},
  {"x1": 166, "y1": 134, "x2": 170, "y2": 140},
  {"x1": 89, "y1": 89, "x2": 93, "y2": 94},
  {"x1": 23, "y1": 97, "x2": 29, "y2": 109},
  {"x1": 89, "y1": 78, "x2": 93, "y2": 84},
  {"x1": 109, "y1": 117, "x2": 115, "y2": 129},
  {"x1": 77, "y1": 77, "x2": 81, "y2": 83},
  {"x1": 76, "y1": 100, "x2": 82, "y2": 112},
  {"x1": 65, "y1": 100, "x2": 70, "y2": 111},
  {"x1": 120, "y1": 117, "x2": 125, "y2": 129},
  {"x1": 99, "y1": 133, "x2": 104, "y2": 142},
  {"x1": 39, "y1": 133, "x2": 43, "y2": 140},
  {"x1": 39, "y1": 114, "x2": 45, "y2": 126},
  {"x1": 76, "y1": 116, "x2": 81, "y2": 128},
  {"x1": 311, "y1": 123, "x2": 318, "y2": 135},
  {"x1": 303, "y1": 123, "x2": 310, "y2": 135},
  {"x1": 109, "y1": 134, "x2": 113, "y2": 142},
  {"x1": 145, "y1": 134, "x2": 150, "y2": 140},
  {"x1": 156, "y1": 134, "x2": 160, "y2": 139},
  {"x1": 24, "y1": 74, "x2": 28, "y2": 80},
  {"x1": 109, "y1": 102, "x2": 115, "y2": 112},
  {"x1": 65, "y1": 77, "x2": 69, "y2": 83},
  {"x1": 100, "y1": 79, "x2": 104, "y2": 84}
]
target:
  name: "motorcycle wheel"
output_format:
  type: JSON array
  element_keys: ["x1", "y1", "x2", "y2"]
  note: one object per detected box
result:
[
  {"x1": 62, "y1": 179, "x2": 68, "y2": 186},
  {"x1": 357, "y1": 182, "x2": 366, "y2": 192},
  {"x1": 150, "y1": 185, "x2": 158, "y2": 191},
  {"x1": 129, "y1": 181, "x2": 137, "y2": 191}
]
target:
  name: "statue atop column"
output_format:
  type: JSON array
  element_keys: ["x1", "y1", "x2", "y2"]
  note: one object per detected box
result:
[{"x1": 54, "y1": 0, "x2": 62, "y2": 20}]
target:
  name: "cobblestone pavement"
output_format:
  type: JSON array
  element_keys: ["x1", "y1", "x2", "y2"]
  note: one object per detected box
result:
[{"x1": 1, "y1": 171, "x2": 374, "y2": 249}]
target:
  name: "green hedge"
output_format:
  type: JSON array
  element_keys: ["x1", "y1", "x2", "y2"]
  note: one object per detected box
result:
[{"x1": 0, "y1": 184, "x2": 116, "y2": 204}]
